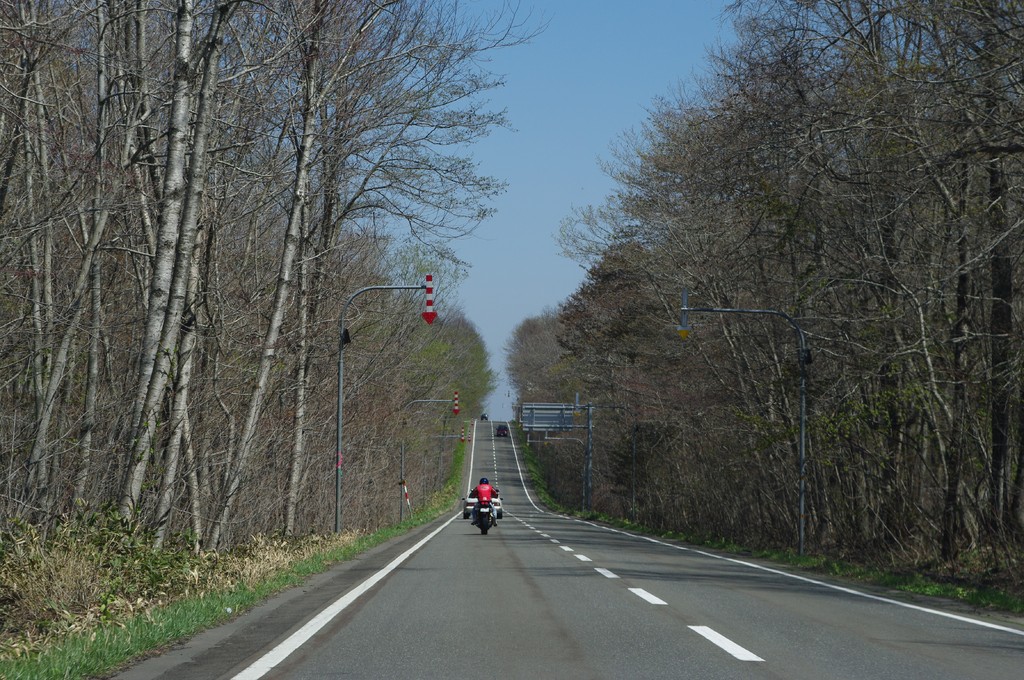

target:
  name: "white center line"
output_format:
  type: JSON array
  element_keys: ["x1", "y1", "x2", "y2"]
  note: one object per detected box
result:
[
  {"x1": 689, "y1": 626, "x2": 764, "y2": 662},
  {"x1": 595, "y1": 568, "x2": 619, "y2": 578},
  {"x1": 574, "y1": 554, "x2": 592, "y2": 562},
  {"x1": 628, "y1": 588, "x2": 667, "y2": 605}
]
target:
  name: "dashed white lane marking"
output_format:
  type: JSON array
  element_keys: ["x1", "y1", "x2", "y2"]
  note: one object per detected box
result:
[
  {"x1": 689, "y1": 626, "x2": 764, "y2": 662},
  {"x1": 550, "y1": 539, "x2": 560, "y2": 544},
  {"x1": 574, "y1": 554, "x2": 592, "y2": 562},
  {"x1": 539, "y1": 533, "x2": 550, "y2": 538},
  {"x1": 560, "y1": 546, "x2": 574, "y2": 552},
  {"x1": 629, "y1": 588, "x2": 667, "y2": 605},
  {"x1": 567, "y1": 520, "x2": 1024, "y2": 640},
  {"x1": 595, "y1": 568, "x2": 619, "y2": 579}
]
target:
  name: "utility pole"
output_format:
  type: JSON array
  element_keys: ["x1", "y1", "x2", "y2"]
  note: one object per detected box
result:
[{"x1": 584, "y1": 403, "x2": 594, "y2": 512}]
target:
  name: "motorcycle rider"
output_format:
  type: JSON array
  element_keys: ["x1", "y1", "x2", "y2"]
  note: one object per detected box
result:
[{"x1": 470, "y1": 477, "x2": 499, "y2": 526}]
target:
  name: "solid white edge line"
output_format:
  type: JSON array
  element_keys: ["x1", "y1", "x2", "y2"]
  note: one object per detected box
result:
[
  {"x1": 595, "y1": 568, "x2": 619, "y2": 579},
  {"x1": 573, "y1": 519, "x2": 1024, "y2": 638},
  {"x1": 689, "y1": 626, "x2": 764, "y2": 662},
  {"x1": 509, "y1": 422, "x2": 1021, "y2": 639},
  {"x1": 238, "y1": 417, "x2": 488, "y2": 678},
  {"x1": 236, "y1": 420, "x2": 537, "y2": 678},
  {"x1": 628, "y1": 587, "x2": 667, "y2": 605},
  {"x1": 231, "y1": 514, "x2": 460, "y2": 680},
  {"x1": 507, "y1": 426, "x2": 543, "y2": 512}
]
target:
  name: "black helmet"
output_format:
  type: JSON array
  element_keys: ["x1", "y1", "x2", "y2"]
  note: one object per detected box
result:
[{"x1": 480, "y1": 477, "x2": 489, "y2": 485}]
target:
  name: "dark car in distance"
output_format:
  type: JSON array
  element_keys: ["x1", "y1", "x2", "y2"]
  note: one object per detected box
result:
[{"x1": 495, "y1": 424, "x2": 509, "y2": 437}]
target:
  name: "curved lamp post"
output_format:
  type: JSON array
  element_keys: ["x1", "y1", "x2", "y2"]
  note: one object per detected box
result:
[
  {"x1": 400, "y1": 398, "x2": 456, "y2": 520},
  {"x1": 678, "y1": 287, "x2": 811, "y2": 555},
  {"x1": 336, "y1": 284, "x2": 427, "y2": 533}
]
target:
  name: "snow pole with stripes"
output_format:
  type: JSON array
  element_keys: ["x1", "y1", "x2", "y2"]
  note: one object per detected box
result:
[{"x1": 421, "y1": 274, "x2": 437, "y2": 324}]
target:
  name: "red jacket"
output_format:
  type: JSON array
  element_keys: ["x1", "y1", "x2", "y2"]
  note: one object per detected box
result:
[{"x1": 471, "y1": 483, "x2": 496, "y2": 503}]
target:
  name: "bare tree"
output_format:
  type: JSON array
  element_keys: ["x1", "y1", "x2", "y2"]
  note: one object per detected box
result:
[
  {"x1": 546, "y1": 0, "x2": 1024, "y2": 565},
  {"x1": 1, "y1": 0, "x2": 525, "y2": 547}
]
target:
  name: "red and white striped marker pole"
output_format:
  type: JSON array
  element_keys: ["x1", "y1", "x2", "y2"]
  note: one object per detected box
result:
[
  {"x1": 403, "y1": 481, "x2": 411, "y2": 509},
  {"x1": 453, "y1": 391, "x2": 459, "y2": 415},
  {"x1": 421, "y1": 274, "x2": 437, "y2": 324}
]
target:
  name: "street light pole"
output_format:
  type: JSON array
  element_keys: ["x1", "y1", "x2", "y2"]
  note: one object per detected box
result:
[
  {"x1": 336, "y1": 284, "x2": 425, "y2": 533},
  {"x1": 399, "y1": 398, "x2": 456, "y2": 522},
  {"x1": 679, "y1": 288, "x2": 810, "y2": 555}
]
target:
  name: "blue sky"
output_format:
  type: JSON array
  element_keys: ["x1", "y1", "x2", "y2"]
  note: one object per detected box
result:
[{"x1": 451, "y1": 1, "x2": 734, "y2": 419}]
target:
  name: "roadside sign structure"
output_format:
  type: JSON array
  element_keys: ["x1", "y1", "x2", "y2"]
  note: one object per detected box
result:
[
  {"x1": 520, "y1": 403, "x2": 576, "y2": 432},
  {"x1": 521, "y1": 400, "x2": 623, "y2": 512}
]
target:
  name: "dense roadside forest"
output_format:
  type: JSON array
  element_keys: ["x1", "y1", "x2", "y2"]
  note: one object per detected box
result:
[
  {"x1": 509, "y1": 0, "x2": 1024, "y2": 580},
  {"x1": 0, "y1": 0, "x2": 509, "y2": 548}
]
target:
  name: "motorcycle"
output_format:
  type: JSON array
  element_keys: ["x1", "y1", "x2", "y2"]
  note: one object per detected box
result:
[
  {"x1": 476, "y1": 501, "x2": 495, "y2": 535},
  {"x1": 464, "y1": 495, "x2": 502, "y2": 520}
]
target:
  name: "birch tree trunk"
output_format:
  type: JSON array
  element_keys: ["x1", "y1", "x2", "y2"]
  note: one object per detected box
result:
[
  {"x1": 121, "y1": 0, "x2": 234, "y2": 516},
  {"x1": 208, "y1": 28, "x2": 320, "y2": 548},
  {"x1": 74, "y1": 260, "x2": 102, "y2": 506},
  {"x1": 285, "y1": 234, "x2": 311, "y2": 536},
  {"x1": 123, "y1": 0, "x2": 198, "y2": 470},
  {"x1": 154, "y1": 224, "x2": 206, "y2": 547},
  {"x1": 986, "y1": 158, "x2": 1012, "y2": 531},
  {"x1": 182, "y1": 408, "x2": 204, "y2": 553}
]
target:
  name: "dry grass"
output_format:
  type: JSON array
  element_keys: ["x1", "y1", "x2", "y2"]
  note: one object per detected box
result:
[{"x1": 0, "y1": 511, "x2": 358, "y2": 661}]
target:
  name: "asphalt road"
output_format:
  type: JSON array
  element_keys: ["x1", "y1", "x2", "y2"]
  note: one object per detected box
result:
[{"x1": 115, "y1": 420, "x2": 1024, "y2": 679}]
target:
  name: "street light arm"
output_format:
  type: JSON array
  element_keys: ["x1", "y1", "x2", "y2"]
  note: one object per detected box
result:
[
  {"x1": 545, "y1": 436, "x2": 585, "y2": 445},
  {"x1": 340, "y1": 284, "x2": 427, "y2": 338},
  {"x1": 681, "y1": 306, "x2": 808, "y2": 358},
  {"x1": 404, "y1": 398, "x2": 455, "y2": 409}
]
